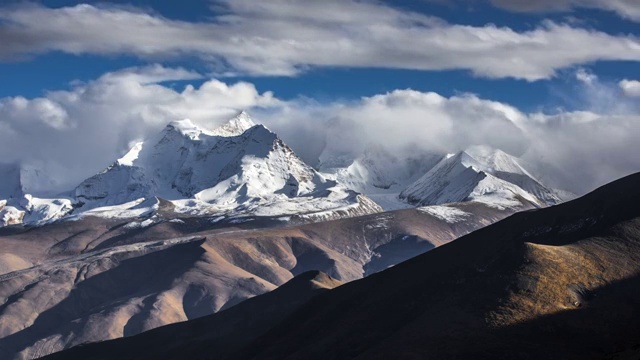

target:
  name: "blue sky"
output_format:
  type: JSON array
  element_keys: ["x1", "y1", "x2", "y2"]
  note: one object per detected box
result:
[
  {"x1": 0, "y1": 0, "x2": 637, "y2": 110},
  {"x1": 0, "y1": 0, "x2": 639, "y2": 194}
]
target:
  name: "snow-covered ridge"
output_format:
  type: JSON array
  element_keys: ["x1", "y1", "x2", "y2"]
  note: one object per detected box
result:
[
  {"x1": 317, "y1": 142, "x2": 566, "y2": 211},
  {"x1": 210, "y1": 110, "x2": 257, "y2": 137},
  {"x1": 0, "y1": 112, "x2": 568, "y2": 228},
  {"x1": 399, "y1": 145, "x2": 563, "y2": 209},
  {"x1": 0, "y1": 112, "x2": 382, "y2": 228},
  {"x1": 71, "y1": 111, "x2": 382, "y2": 222},
  {"x1": 318, "y1": 144, "x2": 441, "y2": 211},
  {"x1": 0, "y1": 163, "x2": 73, "y2": 227}
]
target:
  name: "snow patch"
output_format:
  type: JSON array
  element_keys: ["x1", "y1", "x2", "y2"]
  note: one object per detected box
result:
[
  {"x1": 210, "y1": 216, "x2": 226, "y2": 223},
  {"x1": 123, "y1": 218, "x2": 155, "y2": 229},
  {"x1": 417, "y1": 205, "x2": 470, "y2": 223},
  {"x1": 71, "y1": 198, "x2": 158, "y2": 221},
  {"x1": 117, "y1": 142, "x2": 144, "y2": 166}
]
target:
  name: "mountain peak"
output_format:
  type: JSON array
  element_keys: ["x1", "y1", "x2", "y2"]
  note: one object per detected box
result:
[
  {"x1": 463, "y1": 145, "x2": 532, "y2": 177},
  {"x1": 400, "y1": 145, "x2": 561, "y2": 207},
  {"x1": 165, "y1": 119, "x2": 203, "y2": 140},
  {"x1": 72, "y1": 109, "x2": 380, "y2": 221},
  {"x1": 116, "y1": 142, "x2": 144, "y2": 166},
  {"x1": 211, "y1": 111, "x2": 257, "y2": 137}
]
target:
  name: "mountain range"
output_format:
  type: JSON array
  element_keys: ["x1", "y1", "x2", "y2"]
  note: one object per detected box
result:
[
  {"x1": 43, "y1": 171, "x2": 640, "y2": 360},
  {"x1": 0, "y1": 111, "x2": 588, "y2": 359},
  {"x1": 0, "y1": 111, "x2": 568, "y2": 229}
]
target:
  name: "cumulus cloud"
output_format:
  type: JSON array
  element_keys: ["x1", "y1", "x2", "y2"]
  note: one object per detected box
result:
[
  {"x1": 489, "y1": 0, "x2": 640, "y2": 22},
  {"x1": 0, "y1": 2, "x2": 639, "y2": 80},
  {"x1": 266, "y1": 88, "x2": 640, "y2": 195},
  {"x1": 1, "y1": 65, "x2": 638, "y2": 196},
  {"x1": 251, "y1": 90, "x2": 530, "y2": 169},
  {"x1": 509, "y1": 75, "x2": 640, "y2": 193},
  {"x1": 561, "y1": 70, "x2": 639, "y2": 115},
  {"x1": 523, "y1": 112, "x2": 640, "y2": 194},
  {"x1": 620, "y1": 79, "x2": 640, "y2": 97},
  {"x1": 0, "y1": 97, "x2": 70, "y2": 130},
  {"x1": 0, "y1": 65, "x2": 279, "y2": 193}
]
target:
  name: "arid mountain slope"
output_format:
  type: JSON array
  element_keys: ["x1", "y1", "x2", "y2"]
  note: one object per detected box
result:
[
  {"x1": 235, "y1": 171, "x2": 640, "y2": 360},
  {"x1": 42, "y1": 271, "x2": 342, "y2": 360},
  {"x1": 45, "y1": 172, "x2": 640, "y2": 360},
  {"x1": 0, "y1": 199, "x2": 513, "y2": 360}
]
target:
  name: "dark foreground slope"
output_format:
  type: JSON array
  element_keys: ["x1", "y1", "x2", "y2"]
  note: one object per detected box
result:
[
  {"x1": 238, "y1": 172, "x2": 640, "y2": 360},
  {"x1": 45, "y1": 172, "x2": 640, "y2": 360}
]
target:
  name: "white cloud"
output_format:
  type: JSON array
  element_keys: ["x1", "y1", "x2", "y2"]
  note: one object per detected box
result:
[
  {"x1": 489, "y1": 0, "x2": 640, "y2": 22},
  {"x1": 0, "y1": 2, "x2": 639, "y2": 80},
  {"x1": 96, "y1": 64, "x2": 202, "y2": 85},
  {"x1": 0, "y1": 65, "x2": 638, "y2": 196},
  {"x1": 265, "y1": 88, "x2": 640, "y2": 195},
  {"x1": 522, "y1": 111, "x2": 640, "y2": 193},
  {"x1": 620, "y1": 79, "x2": 640, "y2": 96},
  {"x1": 0, "y1": 97, "x2": 70, "y2": 130},
  {"x1": 0, "y1": 65, "x2": 279, "y2": 193},
  {"x1": 575, "y1": 68, "x2": 598, "y2": 85}
]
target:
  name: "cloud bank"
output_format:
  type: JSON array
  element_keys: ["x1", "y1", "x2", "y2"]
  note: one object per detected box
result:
[
  {"x1": 0, "y1": 1, "x2": 639, "y2": 80},
  {"x1": 0, "y1": 65, "x2": 279, "y2": 193},
  {"x1": 0, "y1": 65, "x2": 638, "y2": 196},
  {"x1": 489, "y1": 0, "x2": 640, "y2": 22}
]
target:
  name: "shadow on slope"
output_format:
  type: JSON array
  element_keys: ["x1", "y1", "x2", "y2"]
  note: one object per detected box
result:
[
  {"x1": 233, "y1": 172, "x2": 640, "y2": 360},
  {"x1": 41, "y1": 271, "x2": 342, "y2": 360},
  {"x1": 43, "y1": 173, "x2": 640, "y2": 360},
  {"x1": 0, "y1": 239, "x2": 207, "y2": 358}
]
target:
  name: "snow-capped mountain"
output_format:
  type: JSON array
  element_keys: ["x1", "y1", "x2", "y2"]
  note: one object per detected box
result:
[
  {"x1": 0, "y1": 163, "x2": 73, "y2": 227},
  {"x1": 74, "y1": 111, "x2": 381, "y2": 221},
  {"x1": 0, "y1": 112, "x2": 568, "y2": 229},
  {"x1": 318, "y1": 144, "x2": 441, "y2": 210},
  {"x1": 399, "y1": 145, "x2": 564, "y2": 209}
]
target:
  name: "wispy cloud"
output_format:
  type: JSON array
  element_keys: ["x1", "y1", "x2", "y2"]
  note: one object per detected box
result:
[
  {"x1": 0, "y1": 1, "x2": 639, "y2": 80},
  {"x1": 575, "y1": 68, "x2": 598, "y2": 85},
  {"x1": 488, "y1": 0, "x2": 640, "y2": 22}
]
